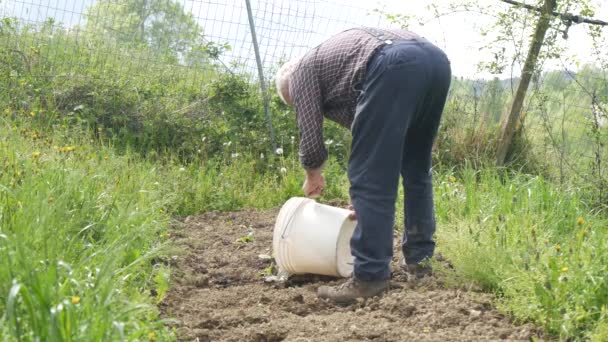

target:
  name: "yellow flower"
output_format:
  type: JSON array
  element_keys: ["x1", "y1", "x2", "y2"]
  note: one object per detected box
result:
[
  {"x1": 448, "y1": 175, "x2": 456, "y2": 183},
  {"x1": 577, "y1": 217, "x2": 584, "y2": 226},
  {"x1": 3, "y1": 108, "x2": 10, "y2": 116},
  {"x1": 31, "y1": 151, "x2": 41, "y2": 159},
  {"x1": 555, "y1": 244, "x2": 561, "y2": 252},
  {"x1": 561, "y1": 267, "x2": 569, "y2": 273},
  {"x1": 30, "y1": 111, "x2": 36, "y2": 117},
  {"x1": 71, "y1": 296, "x2": 81, "y2": 304},
  {"x1": 147, "y1": 332, "x2": 156, "y2": 341},
  {"x1": 48, "y1": 196, "x2": 54, "y2": 203}
]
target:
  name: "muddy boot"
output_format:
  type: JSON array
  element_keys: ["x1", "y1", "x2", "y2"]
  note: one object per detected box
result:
[
  {"x1": 401, "y1": 258, "x2": 432, "y2": 281},
  {"x1": 317, "y1": 277, "x2": 389, "y2": 304}
]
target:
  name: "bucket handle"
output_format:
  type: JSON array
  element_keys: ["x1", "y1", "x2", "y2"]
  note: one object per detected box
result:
[{"x1": 281, "y1": 199, "x2": 309, "y2": 239}]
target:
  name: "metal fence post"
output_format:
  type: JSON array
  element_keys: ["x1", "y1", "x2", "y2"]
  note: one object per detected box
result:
[{"x1": 244, "y1": 0, "x2": 277, "y2": 153}]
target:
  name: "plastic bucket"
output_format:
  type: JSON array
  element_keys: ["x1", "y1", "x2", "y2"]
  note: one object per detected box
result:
[{"x1": 272, "y1": 197, "x2": 356, "y2": 278}]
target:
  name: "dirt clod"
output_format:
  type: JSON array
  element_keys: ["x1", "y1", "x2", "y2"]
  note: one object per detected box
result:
[{"x1": 161, "y1": 209, "x2": 541, "y2": 341}]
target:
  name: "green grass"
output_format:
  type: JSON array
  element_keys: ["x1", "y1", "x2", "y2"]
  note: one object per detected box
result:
[
  {"x1": 433, "y1": 167, "x2": 608, "y2": 340},
  {"x1": 0, "y1": 114, "x2": 351, "y2": 341},
  {"x1": 3, "y1": 110, "x2": 608, "y2": 341},
  {"x1": 0, "y1": 121, "x2": 174, "y2": 340}
]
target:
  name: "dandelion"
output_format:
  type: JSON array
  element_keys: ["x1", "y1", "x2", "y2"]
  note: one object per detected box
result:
[
  {"x1": 147, "y1": 332, "x2": 157, "y2": 341},
  {"x1": 231, "y1": 153, "x2": 240, "y2": 158},
  {"x1": 59, "y1": 146, "x2": 76, "y2": 153},
  {"x1": 31, "y1": 151, "x2": 41, "y2": 159},
  {"x1": 448, "y1": 175, "x2": 456, "y2": 183},
  {"x1": 4, "y1": 108, "x2": 10, "y2": 116},
  {"x1": 555, "y1": 244, "x2": 561, "y2": 252},
  {"x1": 103, "y1": 156, "x2": 109, "y2": 160},
  {"x1": 30, "y1": 111, "x2": 36, "y2": 117},
  {"x1": 275, "y1": 147, "x2": 284, "y2": 155},
  {"x1": 577, "y1": 217, "x2": 584, "y2": 226},
  {"x1": 280, "y1": 167, "x2": 287, "y2": 173},
  {"x1": 560, "y1": 267, "x2": 569, "y2": 273},
  {"x1": 48, "y1": 196, "x2": 54, "y2": 203},
  {"x1": 178, "y1": 167, "x2": 185, "y2": 172},
  {"x1": 71, "y1": 296, "x2": 80, "y2": 304}
]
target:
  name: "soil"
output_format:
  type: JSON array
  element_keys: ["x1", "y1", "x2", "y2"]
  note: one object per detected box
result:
[{"x1": 160, "y1": 209, "x2": 542, "y2": 342}]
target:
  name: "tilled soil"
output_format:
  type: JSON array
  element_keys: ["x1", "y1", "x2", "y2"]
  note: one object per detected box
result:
[{"x1": 160, "y1": 209, "x2": 541, "y2": 342}]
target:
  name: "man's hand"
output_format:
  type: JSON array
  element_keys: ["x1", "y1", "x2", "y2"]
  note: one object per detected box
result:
[
  {"x1": 302, "y1": 168, "x2": 325, "y2": 198},
  {"x1": 348, "y1": 204, "x2": 357, "y2": 221}
]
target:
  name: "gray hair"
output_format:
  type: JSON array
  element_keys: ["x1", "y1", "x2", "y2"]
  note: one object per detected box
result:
[{"x1": 274, "y1": 57, "x2": 301, "y2": 105}]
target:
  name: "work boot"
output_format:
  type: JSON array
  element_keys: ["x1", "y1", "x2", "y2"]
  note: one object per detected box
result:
[
  {"x1": 317, "y1": 277, "x2": 389, "y2": 304},
  {"x1": 400, "y1": 258, "x2": 433, "y2": 281}
]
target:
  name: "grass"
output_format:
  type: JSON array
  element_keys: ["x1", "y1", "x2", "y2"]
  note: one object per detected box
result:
[
  {"x1": 433, "y1": 167, "x2": 608, "y2": 341},
  {"x1": 0, "y1": 113, "x2": 350, "y2": 341},
  {"x1": 0, "y1": 120, "x2": 174, "y2": 340},
  {"x1": 2, "y1": 110, "x2": 608, "y2": 340}
]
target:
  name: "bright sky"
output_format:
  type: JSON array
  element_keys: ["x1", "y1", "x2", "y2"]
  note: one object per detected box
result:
[
  {"x1": 2, "y1": 0, "x2": 607, "y2": 79},
  {"x1": 378, "y1": 0, "x2": 608, "y2": 78}
]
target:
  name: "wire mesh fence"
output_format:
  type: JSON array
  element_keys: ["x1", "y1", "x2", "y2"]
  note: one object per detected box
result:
[
  {"x1": 0, "y1": 0, "x2": 388, "y2": 80},
  {"x1": 1, "y1": 0, "x2": 608, "y2": 204}
]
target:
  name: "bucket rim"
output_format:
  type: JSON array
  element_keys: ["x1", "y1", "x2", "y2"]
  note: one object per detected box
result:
[{"x1": 276, "y1": 197, "x2": 314, "y2": 240}]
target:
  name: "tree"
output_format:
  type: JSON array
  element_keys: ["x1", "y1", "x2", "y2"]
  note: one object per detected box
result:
[{"x1": 84, "y1": 0, "x2": 216, "y2": 64}]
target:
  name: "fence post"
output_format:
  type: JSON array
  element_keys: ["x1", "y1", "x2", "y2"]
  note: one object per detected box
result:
[{"x1": 244, "y1": 0, "x2": 277, "y2": 153}]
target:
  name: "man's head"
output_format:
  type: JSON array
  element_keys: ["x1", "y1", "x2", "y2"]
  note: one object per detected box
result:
[{"x1": 275, "y1": 57, "x2": 301, "y2": 106}]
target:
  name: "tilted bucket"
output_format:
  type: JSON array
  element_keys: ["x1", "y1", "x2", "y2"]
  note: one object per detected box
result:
[{"x1": 272, "y1": 197, "x2": 356, "y2": 278}]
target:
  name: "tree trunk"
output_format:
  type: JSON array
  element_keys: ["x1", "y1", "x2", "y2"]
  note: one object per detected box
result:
[{"x1": 496, "y1": 0, "x2": 557, "y2": 166}]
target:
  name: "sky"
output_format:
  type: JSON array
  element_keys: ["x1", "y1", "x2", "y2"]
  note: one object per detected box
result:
[{"x1": 1, "y1": 0, "x2": 607, "y2": 79}]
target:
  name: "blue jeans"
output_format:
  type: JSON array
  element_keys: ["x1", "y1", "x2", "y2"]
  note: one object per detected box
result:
[{"x1": 349, "y1": 39, "x2": 451, "y2": 281}]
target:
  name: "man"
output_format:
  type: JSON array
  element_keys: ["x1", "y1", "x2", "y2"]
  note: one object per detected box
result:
[{"x1": 275, "y1": 27, "x2": 451, "y2": 304}]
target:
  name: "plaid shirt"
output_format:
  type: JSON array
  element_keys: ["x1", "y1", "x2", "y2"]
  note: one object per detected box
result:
[{"x1": 290, "y1": 27, "x2": 419, "y2": 169}]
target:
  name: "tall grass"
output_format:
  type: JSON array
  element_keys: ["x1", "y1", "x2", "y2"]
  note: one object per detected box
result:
[
  {"x1": 434, "y1": 168, "x2": 608, "y2": 340},
  {"x1": 0, "y1": 112, "x2": 351, "y2": 340},
  {"x1": 0, "y1": 122, "x2": 173, "y2": 340}
]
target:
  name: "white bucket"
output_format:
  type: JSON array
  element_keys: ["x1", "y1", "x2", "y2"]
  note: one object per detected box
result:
[{"x1": 272, "y1": 197, "x2": 356, "y2": 278}]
